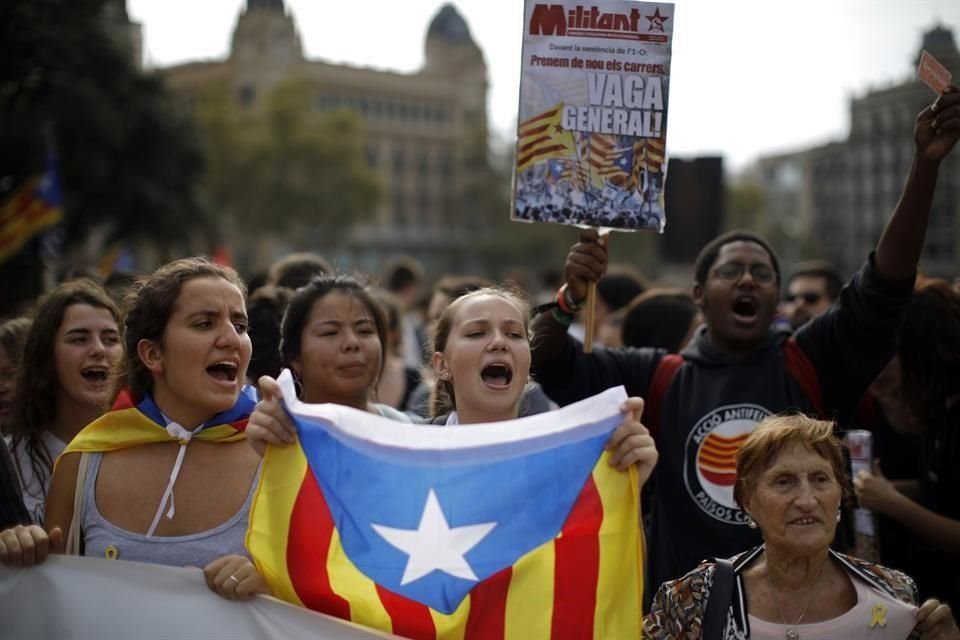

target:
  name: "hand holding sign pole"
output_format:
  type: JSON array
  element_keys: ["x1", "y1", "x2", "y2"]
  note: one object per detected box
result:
[
  {"x1": 511, "y1": 0, "x2": 674, "y2": 353},
  {"x1": 582, "y1": 227, "x2": 610, "y2": 353}
]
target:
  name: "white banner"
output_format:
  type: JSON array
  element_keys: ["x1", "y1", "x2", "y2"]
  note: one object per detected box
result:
[{"x1": 0, "y1": 555, "x2": 395, "y2": 640}]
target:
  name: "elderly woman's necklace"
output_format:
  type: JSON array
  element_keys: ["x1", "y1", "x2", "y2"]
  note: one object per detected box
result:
[{"x1": 765, "y1": 560, "x2": 827, "y2": 640}]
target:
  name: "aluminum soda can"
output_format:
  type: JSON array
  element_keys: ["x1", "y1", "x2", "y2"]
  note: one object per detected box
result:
[
  {"x1": 844, "y1": 429, "x2": 879, "y2": 561},
  {"x1": 844, "y1": 429, "x2": 873, "y2": 467}
]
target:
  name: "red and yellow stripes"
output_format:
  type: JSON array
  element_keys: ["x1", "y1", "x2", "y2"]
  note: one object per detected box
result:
[
  {"x1": 248, "y1": 446, "x2": 642, "y2": 639},
  {"x1": 697, "y1": 432, "x2": 748, "y2": 486},
  {"x1": 0, "y1": 177, "x2": 62, "y2": 263},
  {"x1": 516, "y1": 105, "x2": 576, "y2": 173}
]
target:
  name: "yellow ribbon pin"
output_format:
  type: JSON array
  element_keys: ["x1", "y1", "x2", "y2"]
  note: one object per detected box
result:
[
  {"x1": 104, "y1": 545, "x2": 119, "y2": 560},
  {"x1": 869, "y1": 603, "x2": 888, "y2": 629}
]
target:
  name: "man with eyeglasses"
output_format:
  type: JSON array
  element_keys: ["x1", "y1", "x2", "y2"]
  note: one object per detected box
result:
[
  {"x1": 530, "y1": 87, "x2": 960, "y2": 594},
  {"x1": 781, "y1": 260, "x2": 843, "y2": 330}
]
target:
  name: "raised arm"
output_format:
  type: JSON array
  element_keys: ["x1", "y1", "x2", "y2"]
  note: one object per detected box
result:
[
  {"x1": 875, "y1": 86, "x2": 960, "y2": 283},
  {"x1": 531, "y1": 228, "x2": 608, "y2": 368}
]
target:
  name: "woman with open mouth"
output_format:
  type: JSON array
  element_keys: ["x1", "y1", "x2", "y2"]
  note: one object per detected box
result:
[
  {"x1": 427, "y1": 287, "x2": 656, "y2": 479},
  {"x1": 4, "y1": 280, "x2": 123, "y2": 526},
  {"x1": 248, "y1": 285, "x2": 657, "y2": 478},
  {"x1": 0, "y1": 258, "x2": 270, "y2": 602},
  {"x1": 242, "y1": 284, "x2": 658, "y2": 624}
]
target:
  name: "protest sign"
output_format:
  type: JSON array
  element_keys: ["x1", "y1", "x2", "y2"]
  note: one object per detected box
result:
[{"x1": 512, "y1": 0, "x2": 675, "y2": 233}]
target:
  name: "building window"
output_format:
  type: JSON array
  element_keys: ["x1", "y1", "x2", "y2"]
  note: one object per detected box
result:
[
  {"x1": 238, "y1": 84, "x2": 256, "y2": 108},
  {"x1": 417, "y1": 152, "x2": 429, "y2": 177},
  {"x1": 365, "y1": 145, "x2": 379, "y2": 168},
  {"x1": 393, "y1": 148, "x2": 405, "y2": 176},
  {"x1": 315, "y1": 93, "x2": 338, "y2": 111},
  {"x1": 393, "y1": 189, "x2": 406, "y2": 226},
  {"x1": 439, "y1": 153, "x2": 453, "y2": 178},
  {"x1": 418, "y1": 189, "x2": 431, "y2": 226}
]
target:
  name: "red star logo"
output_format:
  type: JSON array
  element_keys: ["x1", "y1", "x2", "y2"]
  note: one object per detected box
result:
[
  {"x1": 553, "y1": 123, "x2": 565, "y2": 134},
  {"x1": 646, "y1": 8, "x2": 669, "y2": 32}
]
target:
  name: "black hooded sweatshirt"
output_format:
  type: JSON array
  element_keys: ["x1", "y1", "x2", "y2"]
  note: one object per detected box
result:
[{"x1": 532, "y1": 256, "x2": 913, "y2": 591}]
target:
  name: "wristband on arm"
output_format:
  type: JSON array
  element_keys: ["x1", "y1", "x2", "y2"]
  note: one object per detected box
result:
[{"x1": 556, "y1": 284, "x2": 585, "y2": 314}]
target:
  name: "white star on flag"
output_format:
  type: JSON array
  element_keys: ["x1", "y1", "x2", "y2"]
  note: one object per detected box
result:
[{"x1": 372, "y1": 489, "x2": 496, "y2": 586}]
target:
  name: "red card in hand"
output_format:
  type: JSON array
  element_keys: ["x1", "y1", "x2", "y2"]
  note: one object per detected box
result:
[{"x1": 918, "y1": 50, "x2": 951, "y2": 94}]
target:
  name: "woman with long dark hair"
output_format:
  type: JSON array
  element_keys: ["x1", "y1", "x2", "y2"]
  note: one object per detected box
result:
[
  {"x1": 4, "y1": 280, "x2": 123, "y2": 523},
  {"x1": 0, "y1": 258, "x2": 267, "y2": 601}
]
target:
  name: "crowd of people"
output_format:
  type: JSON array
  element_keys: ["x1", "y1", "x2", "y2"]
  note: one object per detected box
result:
[{"x1": 0, "y1": 86, "x2": 957, "y2": 639}]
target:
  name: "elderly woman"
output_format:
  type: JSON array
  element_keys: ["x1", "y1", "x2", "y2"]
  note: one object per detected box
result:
[{"x1": 644, "y1": 414, "x2": 958, "y2": 640}]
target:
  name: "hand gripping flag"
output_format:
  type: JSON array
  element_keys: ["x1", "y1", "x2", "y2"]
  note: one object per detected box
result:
[{"x1": 247, "y1": 371, "x2": 643, "y2": 639}]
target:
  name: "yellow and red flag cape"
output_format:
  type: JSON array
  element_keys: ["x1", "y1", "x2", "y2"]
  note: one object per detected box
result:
[{"x1": 62, "y1": 390, "x2": 255, "y2": 456}]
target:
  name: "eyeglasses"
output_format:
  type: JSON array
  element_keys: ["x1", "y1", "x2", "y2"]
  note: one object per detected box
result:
[
  {"x1": 784, "y1": 292, "x2": 824, "y2": 305},
  {"x1": 714, "y1": 262, "x2": 776, "y2": 285}
]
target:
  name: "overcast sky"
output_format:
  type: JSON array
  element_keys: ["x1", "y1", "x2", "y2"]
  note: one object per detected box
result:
[{"x1": 128, "y1": 0, "x2": 960, "y2": 172}]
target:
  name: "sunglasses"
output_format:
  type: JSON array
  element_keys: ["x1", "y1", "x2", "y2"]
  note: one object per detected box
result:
[
  {"x1": 714, "y1": 262, "x2": 776, "y2": 285},
  {"x1": 784, "y1": 292, "x2": 824, "y2": 305}
]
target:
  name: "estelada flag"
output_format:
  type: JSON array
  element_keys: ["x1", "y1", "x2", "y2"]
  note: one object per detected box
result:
[
  {"x1": 0, "y1": 145, "x2": 63, "y2": 263},
  {"x1": 247, "y1": 371, "x2": 643, "y2": 639},
  {"x1": 516, "y1": 105, "x2": 577, "y2": 173}
]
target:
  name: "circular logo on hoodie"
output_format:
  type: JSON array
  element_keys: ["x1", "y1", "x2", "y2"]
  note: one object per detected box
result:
[{"x1": 683, "y1": 404, "x2": 771, "y2": 524}]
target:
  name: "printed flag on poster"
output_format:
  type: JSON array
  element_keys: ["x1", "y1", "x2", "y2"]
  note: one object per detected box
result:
[
  {"x1": 0, "y1": 144, "x2": 63, "y2": 263},
  {"x1": 247, "y1": 370, "x2": 643, "y2": 640},
  {"x1": 512, "y1": 0, "x2": 674, "y2": 233}
]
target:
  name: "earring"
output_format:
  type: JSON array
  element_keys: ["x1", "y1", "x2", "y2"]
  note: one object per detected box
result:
[
  {"x1": 836, "y1": 509, "x2": 842, "y2": 523},
  {"x1": 746, "y1": 515, "x2": 758, "y2": 529},
  {"x1": 440, "y1": 371, "x2": 450, "y2": 380}
]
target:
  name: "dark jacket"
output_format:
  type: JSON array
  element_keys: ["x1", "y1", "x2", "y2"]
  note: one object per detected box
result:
[
  {"x1": 0, "y1": 441, "x2": 30, "y2": 529},
  {"x1": 533, "y1": 257, "x2": 913, "y2": 589}
]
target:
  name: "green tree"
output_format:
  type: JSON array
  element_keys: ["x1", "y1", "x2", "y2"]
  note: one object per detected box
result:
[
  {"x1": 724, "y1": 181, "x2": 765, "y2": 232},
  {"x1": 193, "y1": 79, "x2": 380, "y2": 240},
  {"x1": 472, "y1": 133, "x2": 577, "y2": 276},
  {"x1": 0, "y1": 0, "x2": 205, "y2": 313}
]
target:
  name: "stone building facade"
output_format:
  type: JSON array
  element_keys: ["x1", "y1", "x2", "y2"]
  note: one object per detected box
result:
[
  {"x1": 162, "y1": 1, "x2": 490, "y2": 273},
  {"x1": 753, "y1": 26, "x2": 960, "y2": 279}
]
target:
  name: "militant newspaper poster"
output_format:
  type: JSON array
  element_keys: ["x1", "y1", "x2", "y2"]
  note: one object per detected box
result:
[{"x1": 512, "y1": 0, "x2": 674, "y2": 233}]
